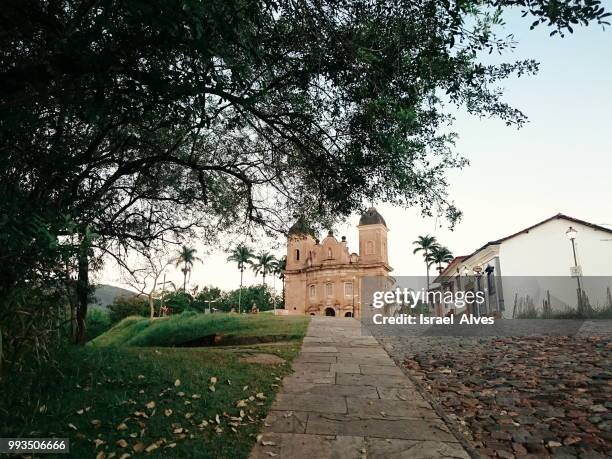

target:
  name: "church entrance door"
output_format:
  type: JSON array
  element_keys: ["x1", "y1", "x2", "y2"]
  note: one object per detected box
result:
[{"x1": 324, "y1": 307, "x2": 336, "y2": 316}]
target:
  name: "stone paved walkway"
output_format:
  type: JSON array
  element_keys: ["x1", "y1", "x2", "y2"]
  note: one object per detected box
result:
[{"x1": 250, "y1": 317, "x2": 470, "y2": 459}]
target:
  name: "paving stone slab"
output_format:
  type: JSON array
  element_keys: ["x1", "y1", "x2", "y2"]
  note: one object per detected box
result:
[
  {"x1": 336, "y1": 347, "x2": 390, "y2": 357},
  {"x1": 365, "y1": 438, "x2": 471, "y2": 459},
  {"x1": 336, "y1": 372, "x2": 413, "y2": 388},
  {"x1": 336, "y1": 355, "x2": 396, "y2": 366},
  {"x1": 283, "y1": 383, "x2": 381, "y2": 399},
  {"x1": 283, "y1": 371, "x2": 335, "y2": 385},
  {"x1": 303, "y1": 336, "x2": 335, "y2": 343},
  {"x1": 301, "y1": 346, "x2": 339, "y2": 353},
  {"x1": 272, "y1": 393, "x2": 347, "y2": 414},
  {"x1": 360, "y1": 364, "x2": 405, "y2": 376},
  {"x1": 292, "y1": 362, "x2": 332, "y2": 373},
  {"x1": 346, "y1": 397, "x2": 438, "y2": 419},
  {"x1": 263, "y1": 410, "x2": 308, "y2": 434},
  {"x1": 294, "y1": 354, "x2": 338, "y2": 364},
  {"x1": 305, "y1": 413, "x2": 457, "y2": 442},
  {"x1": 376, "y1": 387, "x2": 425, "y2": 402},
  {"x1": 250, "y1": 433, "x2": 365, "y2": 459},
  {"x1": 330, "y1": 363, "x2": 361, "y2": 374}
]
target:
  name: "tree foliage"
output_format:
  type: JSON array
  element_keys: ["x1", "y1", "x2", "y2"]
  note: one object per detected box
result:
[{"x1": 0, "y1": 0, "x2": 607, "y2": 360}]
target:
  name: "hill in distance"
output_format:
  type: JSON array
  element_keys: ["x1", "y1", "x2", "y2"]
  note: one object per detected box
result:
[{"x1": 92, "y1": 284, "x2": 137, "y2": 309}]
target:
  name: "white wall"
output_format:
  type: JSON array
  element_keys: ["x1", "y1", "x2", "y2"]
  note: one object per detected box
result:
[
  {"x1": 498, "y1": 218, "x2": 612, "y2": 316},
  {"x1": 498, "y1": 218, "x2": 612, "y2": 276}
]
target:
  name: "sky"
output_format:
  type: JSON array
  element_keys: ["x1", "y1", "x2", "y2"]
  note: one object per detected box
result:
[{"x1": 99, "y1": 9, "x2": 612, "y2": 293}]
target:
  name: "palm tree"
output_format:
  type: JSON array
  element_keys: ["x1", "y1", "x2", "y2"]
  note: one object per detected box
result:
[
  {"x1": 227, "y1": 244, "x2": 254, "y2": 313},
  {"x1": 272, "y1": 256, "x2": 287, "y2": 310},
  {"x1": 427, "y1": 245, "x2": 454, "y2": 274},
  {"x1": 251, "y1": 251, "x2": 277, "y2": 287},
  {"x1": 174, "y1": 245, "x2": 202, "y2": 291},
  {"x1": 412, "y1": 235, "x2": 439, "y2": 291}
]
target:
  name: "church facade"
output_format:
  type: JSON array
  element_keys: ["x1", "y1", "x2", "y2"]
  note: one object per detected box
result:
[{"x1": 283, "y1": 208, "x2": 392, "y2": 318}]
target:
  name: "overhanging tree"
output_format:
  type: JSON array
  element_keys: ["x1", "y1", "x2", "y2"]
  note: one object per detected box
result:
[{"x1": 0, "y1": 0, "x2": 608, "y2": 356}]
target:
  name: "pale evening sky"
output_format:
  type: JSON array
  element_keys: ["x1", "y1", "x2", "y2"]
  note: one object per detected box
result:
[{"x1": 99, "y1": 10, "x2": 612, "y2": 293}]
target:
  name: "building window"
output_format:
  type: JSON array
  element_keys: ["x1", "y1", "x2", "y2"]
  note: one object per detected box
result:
[
  {"x1": 326, "y1": 283, "x2": 333, "y2": 297},
  {"x1": 309, "y1": 284, "x2": 316, "y2": 298},
  {"x1": 327, "y1": 248, "x2": 333, "y2": 259},
  {"x1": 296, "y1": 249, "x2": 300, "y2": 261},
  {"x1": 366, "y1": 241, "x2": 374, "y2": 255},
  {"x1": 344, "y1": 282, "x2": 353, "y2": 297}
]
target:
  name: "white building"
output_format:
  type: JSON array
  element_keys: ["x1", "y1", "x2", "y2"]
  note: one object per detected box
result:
[{"x1": 434, "y1": 214, "x2": 612, "y2": 318}]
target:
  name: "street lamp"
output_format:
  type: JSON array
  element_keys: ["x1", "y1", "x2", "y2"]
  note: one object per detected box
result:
[{"x1": 566, "y1": 226, "x2": 584, "y2": 316}]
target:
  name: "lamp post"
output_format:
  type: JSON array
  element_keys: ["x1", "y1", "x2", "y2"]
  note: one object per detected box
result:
[
  {"x1": 566, "y1": 226, "x2": 584, "y2": 316},
  {"x1": 473, "y1": 265, "x2": 483, "y2": 317}
]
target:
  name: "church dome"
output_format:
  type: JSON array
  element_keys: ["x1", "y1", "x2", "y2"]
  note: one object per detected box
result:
[
  {"x1": 288, "y1": 216, "x2": 316, "y2": 236},
  {"x1": 359, "y1": 207, "x2": 386, "y2": 226}
]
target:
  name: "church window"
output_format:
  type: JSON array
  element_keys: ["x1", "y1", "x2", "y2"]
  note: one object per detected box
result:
[
  {"x1": 326, "y1": 283, "x2": 333, "y2": 297},
  {"x1": 309, "y1": 284, "x2": 316, "y2": 298},
  {"x1": 327, "y1": 248, "x2": 333, "y2": 259},
  {"x1": 344, "y1": 282, "x2": 353, "y2": 297},
  {"x1": 296, "y1": 249, "x2": 300, "y2": 261}
]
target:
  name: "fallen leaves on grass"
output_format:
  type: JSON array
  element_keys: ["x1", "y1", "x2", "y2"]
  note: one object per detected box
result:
[
  {"x1": 116, "y1": 439, "x2": 128, "y2": 448},
  {"x1": 93, "y1": 439, "x2": 105, "y2": 449}
]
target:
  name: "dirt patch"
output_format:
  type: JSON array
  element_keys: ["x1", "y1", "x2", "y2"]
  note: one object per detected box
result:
[{"x1": 239, "y1": 353, "x2": 286, "y2": 365}]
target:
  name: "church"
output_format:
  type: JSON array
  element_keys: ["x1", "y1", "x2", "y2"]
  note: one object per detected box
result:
[{"x1": 283, "y1": 208, "x2": 392, "y2": 318}]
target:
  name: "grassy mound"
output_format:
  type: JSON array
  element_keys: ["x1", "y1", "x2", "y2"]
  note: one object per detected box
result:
[{"x1": 91, "y1": 312, "x2": 310, "y2": 347}]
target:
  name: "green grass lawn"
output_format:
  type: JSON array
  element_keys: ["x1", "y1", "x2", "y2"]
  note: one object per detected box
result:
[
  {"x1": 91, "y1": 312, "x2": 310, "y2": 347},
  {"x1": 0, "y1": 315, "x2": 309, "y2": 458}
]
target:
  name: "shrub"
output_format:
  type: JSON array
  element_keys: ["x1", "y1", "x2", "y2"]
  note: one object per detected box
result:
[
  {"x1": 86, "y1": 308, "x2": 111, "y2": 341},
  {"x1": 219, "y1": 285, "x2": 280, "y2": 312},
  {"x1": 162, "y1": 291, "x2": 192, "y2": 314},
  {"x1": 108, "y1": 296, "x2": 148, "y2": 323}
]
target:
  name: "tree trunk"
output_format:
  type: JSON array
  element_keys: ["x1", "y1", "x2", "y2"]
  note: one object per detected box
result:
[
  {"x1": 149, "y1": 294, "x2": 155, "y2": 319},
  {"x1": 75, "y1": 236, "x2": 89, "y2": 345},
  {"x1": 183, "y1": 262, "x2": 187, "y2": 291},
  {"x1": 238, "y1": 268, "x2": 243, "y2": 314}
]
